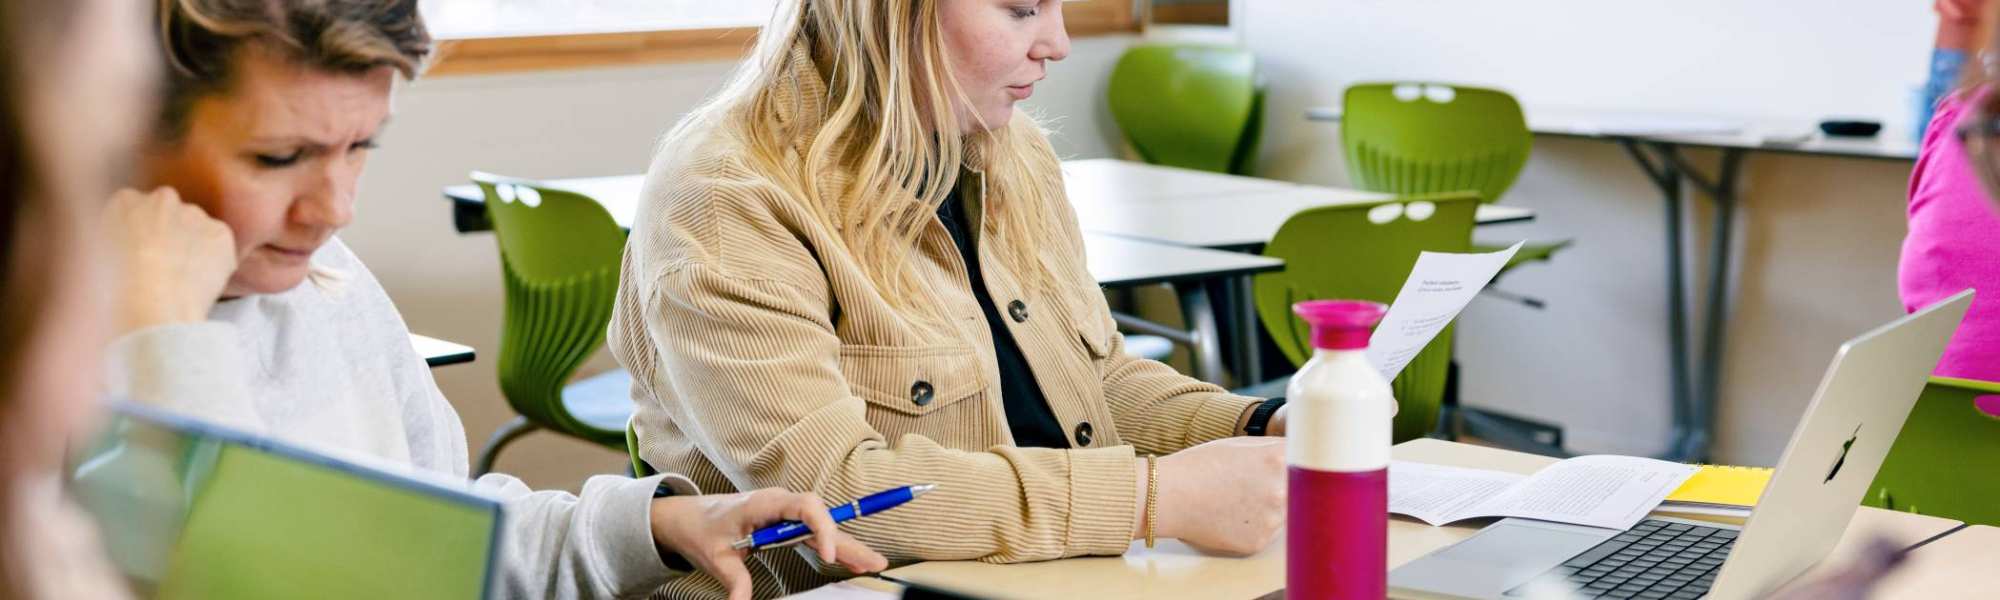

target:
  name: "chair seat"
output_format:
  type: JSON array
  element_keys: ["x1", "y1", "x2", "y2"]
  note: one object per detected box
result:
[
  {"x1": 1124, "y1": 334, "x2": 1176, "y2": 362},
  {"x1": 561, "y1": 369, "x2": 636, "y2": 436},
  {"x1": 1476, "y1": 238, "x2": 1573, "y2": 272}
]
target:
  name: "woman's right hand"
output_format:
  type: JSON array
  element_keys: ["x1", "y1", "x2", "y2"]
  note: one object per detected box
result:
[
  {"x1": 1144, "y1": 437, "x2": 1287, "y2": 556},
  {"x1": 102, "y1": 187, "x2": 236, "y2": 335},
  {"x1": 651, "y1": 488, "x2": 888, "y2": 600}
]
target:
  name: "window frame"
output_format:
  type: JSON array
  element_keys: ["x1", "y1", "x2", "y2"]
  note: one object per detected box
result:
[{"x1": 426, "y1": 1, "x2": 1138, "y2": 77}]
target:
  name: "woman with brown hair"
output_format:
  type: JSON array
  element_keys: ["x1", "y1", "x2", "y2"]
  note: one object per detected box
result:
[
  {"x1": 0, "y1": 0, "x2": 214, "y2": 597},
  {"x1": 611, "y1": 1, "x2": 1290, "y2": 597},
  {"x1": 101, "y1": 2, "x2": 883, "y2": 598}
]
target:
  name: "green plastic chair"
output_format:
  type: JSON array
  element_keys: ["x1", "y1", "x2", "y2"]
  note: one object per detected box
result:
[
  {"x1": 1340, "y1": 82, "x2": 1571, "y2": 272},
  {"x1": 1863, "y1": 376, "x2": 2000, "y2": 526},
  {"x1": 1249, "y1": 192, "x2": 1481, "y2": 443},
  {"x1": 472, "y1": 172, "x2": 634, "y2": 475},
  {"x1": 1108, "y1": 43, "x2": 1265, "y2": 175},
  {"x1": 627, "y1": 418, "x2": 653, "y2": 477}
]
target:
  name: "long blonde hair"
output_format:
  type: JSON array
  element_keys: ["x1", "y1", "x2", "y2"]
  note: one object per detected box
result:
[{"x1": 663, "y1": 0, "x2": 1070, "y2": 327}]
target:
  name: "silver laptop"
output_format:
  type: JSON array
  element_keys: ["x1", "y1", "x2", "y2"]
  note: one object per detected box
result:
[{"x1": 1389, "y1": 289, "x2": 1972, "y2": 600}]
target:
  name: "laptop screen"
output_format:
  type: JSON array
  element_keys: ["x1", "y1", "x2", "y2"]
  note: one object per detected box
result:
[{"x1": 66, "y1": 403, "x2": 501, "y2": 600}]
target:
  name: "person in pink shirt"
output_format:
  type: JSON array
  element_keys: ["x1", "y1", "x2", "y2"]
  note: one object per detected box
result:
[
  {"x1": 1901, "y1": 0, "x2": 2000, "y2": 386},
  {"x1": 1902, "y1": 90, "x2": 2000, "y2": 382}
]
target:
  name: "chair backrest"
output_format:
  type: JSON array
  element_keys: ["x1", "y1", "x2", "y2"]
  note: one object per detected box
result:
[
  {"x1": 626, "y1": 418, "x2": 653, "y2": 477},
  {"x1": 475, "y1": 172, "x2": 628, "y2": 444},
  {"x1": 1863, "y1": 376, "x2": 2000, "y2": 526},
  {"x1": 1341, "y1": 83, "x2": 1532, "y2": 204},
  {"x1": 1254, "y1": 192, "x2": 1481, "y2": 443},
  {"x1": 1108, "y1": 43, "x2": 1263, "y2": 175}
]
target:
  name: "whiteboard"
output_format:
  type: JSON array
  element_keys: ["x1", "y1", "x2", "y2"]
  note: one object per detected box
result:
[{"x1": 1240, "y1": 0, "x2": 1938, "y2": 131}]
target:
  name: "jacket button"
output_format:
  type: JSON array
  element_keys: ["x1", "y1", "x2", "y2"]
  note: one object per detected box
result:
[
  {"x1": 1074, "y1": 421, "x2": 1094, "y2": 446},
  {"x1": 911, "y1": 381, "x2": 934, "y2": 407},
  {"x1": 1007, "y1": 300, "x2": 1029, "y2": 323}
]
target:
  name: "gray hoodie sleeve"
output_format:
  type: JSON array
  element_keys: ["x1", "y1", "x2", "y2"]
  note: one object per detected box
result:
[
  {"x1": 474, "y1": 472, "x2": 700, "y2": 599},
  {"x1": 103, "y1": 322, "x2": 265, "y2": 434}
]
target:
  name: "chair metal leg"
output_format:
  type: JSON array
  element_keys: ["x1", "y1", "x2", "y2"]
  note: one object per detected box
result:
[
  {"x1": 474, "y1": 416, "x2": 538, "y2": 476},
  {"x1": 1172, "y1": 281, "x2": 1227, "y2": 385}
]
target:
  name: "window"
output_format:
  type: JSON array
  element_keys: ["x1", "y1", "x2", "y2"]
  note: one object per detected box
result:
[
  {"x1": 421, "y1": 0, "x2": 777, "y2": 39},
  {"x1": 423, "y1": 0, "x2": 1136, "y2": 76},
  {"x1": 1148, "y1": 0, "x2": 1227, "y2": 26}
]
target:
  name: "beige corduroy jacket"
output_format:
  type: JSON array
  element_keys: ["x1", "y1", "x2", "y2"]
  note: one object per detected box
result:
[{"x1": 607, "y1": 46, "x2": 1264, "y2": 600}]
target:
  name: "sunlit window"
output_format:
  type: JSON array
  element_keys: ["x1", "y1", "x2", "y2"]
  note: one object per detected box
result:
[{"x1": 420, "y1": 0, "x2": 779, "y2": 39}]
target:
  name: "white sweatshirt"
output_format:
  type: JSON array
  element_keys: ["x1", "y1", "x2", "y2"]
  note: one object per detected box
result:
[{"x1": 103, "y1": 237, "x2": 694, "y2": 599}]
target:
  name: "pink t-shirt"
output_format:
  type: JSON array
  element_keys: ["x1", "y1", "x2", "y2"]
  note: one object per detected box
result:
[{"x1": 1899, "y1": 92, "x2": 2000, "y2": 384}]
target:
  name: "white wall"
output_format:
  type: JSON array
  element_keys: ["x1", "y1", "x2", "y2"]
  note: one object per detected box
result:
[
  {"x1": 347, "y1": 35, "x2": 1137, "y2": 489},
  {"x1": 1240, "y1": 1, "x2": 1936, "y2": 462}
]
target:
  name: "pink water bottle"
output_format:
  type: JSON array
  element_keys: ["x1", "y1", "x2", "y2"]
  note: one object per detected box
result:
[{"x1": 1286, "y1": 300, "x2": 1394, "y2": 599}]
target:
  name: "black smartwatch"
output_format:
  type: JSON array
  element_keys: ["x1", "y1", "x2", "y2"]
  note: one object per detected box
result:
[{"x1": 1243, "y1": 397, "x2": 1287, "y2": 436}]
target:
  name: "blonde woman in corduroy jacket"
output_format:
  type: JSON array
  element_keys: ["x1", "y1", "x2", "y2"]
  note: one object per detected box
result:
[{"x1": 610, "y1": 1, "x2": 1292, "y2": 597}]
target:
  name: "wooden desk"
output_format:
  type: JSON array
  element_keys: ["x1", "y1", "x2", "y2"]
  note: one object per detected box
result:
[
  {"x1": 410, "y1": 333, "x2": 475, "y2": 368},
  {"x1": 880, "y1": 439, "x2": 1962, "y2": 600},
  {"x1": 1865, "y1": 524, "x2": 1993, "y2": 600}
]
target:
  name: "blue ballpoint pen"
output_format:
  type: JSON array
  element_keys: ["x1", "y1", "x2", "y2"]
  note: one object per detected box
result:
[{"x1": 730, "y1": 484, "x2": 936, "y2": 550}]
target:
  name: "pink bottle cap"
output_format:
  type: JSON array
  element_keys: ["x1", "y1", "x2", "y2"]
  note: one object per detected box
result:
[{"x1": 1293, "y1": 300, "x2": 1387, "y2": 351}]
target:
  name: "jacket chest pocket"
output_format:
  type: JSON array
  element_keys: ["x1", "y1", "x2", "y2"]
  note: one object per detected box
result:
[
  {"x1": 838, "y1": 344, "x2": 989, "y2": 417},
  {"x1": 1059, "y1": 288, "x2": 1118, "y2": 364}
]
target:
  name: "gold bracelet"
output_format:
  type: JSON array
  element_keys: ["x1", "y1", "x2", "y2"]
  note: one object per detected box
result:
[{"x1": 1144, "y1": 454, "x2": 1159, "y2": 549}]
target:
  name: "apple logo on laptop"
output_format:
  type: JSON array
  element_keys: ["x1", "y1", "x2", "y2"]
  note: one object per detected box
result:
[{"x1": 1825, "y1": 424, "x2": 1861, "y2": 484}]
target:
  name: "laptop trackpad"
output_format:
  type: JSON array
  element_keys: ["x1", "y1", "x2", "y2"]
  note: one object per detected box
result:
[{"x1": 1390, "y1": 519, "x2": 1614, "y2": 599}]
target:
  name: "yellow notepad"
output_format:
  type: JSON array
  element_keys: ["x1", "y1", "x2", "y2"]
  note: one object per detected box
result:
[{"x1": 1665, "y1": 465, "x2": 1773, "y2": 508}]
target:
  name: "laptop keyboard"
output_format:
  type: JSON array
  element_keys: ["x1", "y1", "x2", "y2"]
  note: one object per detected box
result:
[{"x1": 1504, "y1": 519, "x2": 1737, "y2": 599}]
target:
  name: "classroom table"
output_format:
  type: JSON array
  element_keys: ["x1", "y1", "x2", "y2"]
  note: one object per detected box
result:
[
  {"x1": 410, "y1": 333, "x2": 475, "y2": 368},
  {"x1": 1307, "y1": 107, "x2": 1918, "y2": 461},
  {"x1": 1866, "y1": 524, "x2": 1995, "y2": 600},
  {"x1": 878, "y1": 438, "x2": 1963, "y2": 600},
  {"x1": 441, "y1": 179, "x2": 1282, "y2": 384},
  {"x1": 1057, "y1": 159, "x2": 1533, "y2": 386},
  {"x1": 1083, "y1": 234, "x2": 1284, "y2": 383},
  {"x1": 1061, "y1": 158, "x2": 1538, "y2": 250},
  {"x1": 441, "y1": 164, "x2": 1536, "y2": 249}
]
